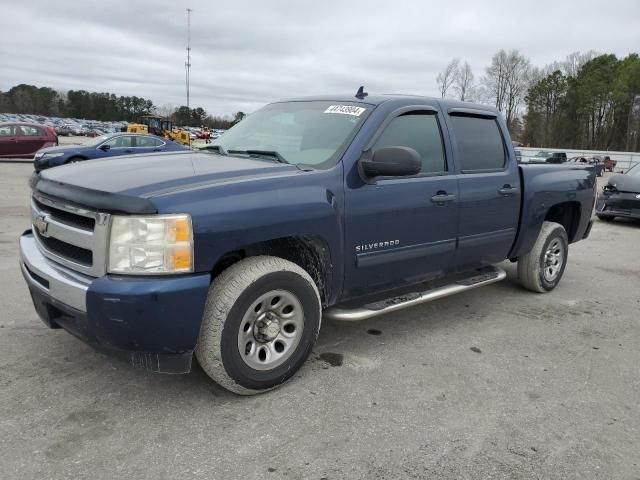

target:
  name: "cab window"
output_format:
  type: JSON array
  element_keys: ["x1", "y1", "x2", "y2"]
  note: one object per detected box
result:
[{"x1": 373, "y1": 113, "x2": 446, "y2": 174}]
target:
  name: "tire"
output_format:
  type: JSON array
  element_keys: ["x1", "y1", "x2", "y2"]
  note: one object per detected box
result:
[
  {"x1": 66, "y1": 157, "x2": 84, "y2": 164},
  {"x1": 517, "y1": 221, "x2": 569, "y2": 293},
  {"x1": 597, "y1": 215, "x2": 614, "y2": 222},
  {"x1": 196, "y1": 256, "x2": 321, "y2": 395}
]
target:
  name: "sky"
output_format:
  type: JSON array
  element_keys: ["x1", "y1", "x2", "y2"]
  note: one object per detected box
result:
[{"x1": 1, "y1": 0, "x2": 639, "y2": 117}]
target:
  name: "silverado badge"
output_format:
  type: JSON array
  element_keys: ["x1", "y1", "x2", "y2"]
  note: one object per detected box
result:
[{"x1": 34, "y1": 215, "x2": 49, "y2": 237}]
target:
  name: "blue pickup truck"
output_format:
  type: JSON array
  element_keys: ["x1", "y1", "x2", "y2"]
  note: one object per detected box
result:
[{"x1": 19, "y1": 93, "x2": 596, "y2": 394}]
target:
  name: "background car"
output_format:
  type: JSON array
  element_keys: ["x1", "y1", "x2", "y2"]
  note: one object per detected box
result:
[
  {"x1": 569, "y1": 156, "x2": 605, "y2": 177},
  {"x1": 602, "y1": 155, "x2": 617, "y2": 172},
  {"x1": 33, "y1": 132, "x2": 188, "y2": 171},
  {"x1": 514, "y1": 149, "x2": 523, "y2": 162},
  {"x1": 0, "y1": 122, "x2": 58, "y2": 158},
  {"x1": 596, "y1": 162, "x2": 640, "y2": 222},
  {"x1": 54, "y1": 124, "x2": 73, "y2": 136},
  {"x1": 527, "y1": 151, "x2": 567, "y2": 164}
]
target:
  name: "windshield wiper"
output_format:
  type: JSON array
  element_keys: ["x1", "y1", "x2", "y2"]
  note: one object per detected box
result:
[
  {"x1": 228, "y1": 149, "x2": 289, "y2": 164},
  {"x1": 200, "y1": 145, "x2": 227, "y2": 155}
]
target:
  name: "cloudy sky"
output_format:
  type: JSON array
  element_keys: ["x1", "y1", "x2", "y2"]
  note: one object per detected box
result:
[{"x1": 1, "y1": 0, "x2": 639, "y2": 116}]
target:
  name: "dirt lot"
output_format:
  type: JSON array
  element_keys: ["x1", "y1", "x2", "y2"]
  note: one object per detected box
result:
[{"x1": 0, "y1": 162, "x2": 639, "y2": 479}]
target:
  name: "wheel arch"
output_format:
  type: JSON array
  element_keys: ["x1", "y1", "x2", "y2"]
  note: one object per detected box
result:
[
  {"x1": 209, "y1": 235, "x2": 333, "y2": 307},
  {"x1": 544, "y1": 201, "x2": 581, "y2": 242}
]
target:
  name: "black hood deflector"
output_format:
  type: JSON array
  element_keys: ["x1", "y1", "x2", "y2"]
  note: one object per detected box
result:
[{"x1": 32, "y1": 175, "x2": 157, "y2": 214}]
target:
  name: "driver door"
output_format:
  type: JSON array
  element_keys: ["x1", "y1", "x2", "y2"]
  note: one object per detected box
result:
[{"x1": 343, "y1": 108, "x2": 459, "y2": 299}]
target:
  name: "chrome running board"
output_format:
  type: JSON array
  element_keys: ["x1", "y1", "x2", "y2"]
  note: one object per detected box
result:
[{"x1": 323, "y1": 266, "x2": 506, "y2": 321}]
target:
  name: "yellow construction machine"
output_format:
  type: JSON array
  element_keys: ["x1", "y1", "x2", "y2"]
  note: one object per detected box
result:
[{"x1": 127, "y1": 115, "x2": 191, "y2": 146}]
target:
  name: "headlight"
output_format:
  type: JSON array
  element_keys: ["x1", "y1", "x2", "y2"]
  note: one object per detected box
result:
[
  {"x1": 43, "y1": 152, "x2": 65, "y2": 158},
  {"x1": 108, "y1": 214, "x2": 194, "y2": 274}
]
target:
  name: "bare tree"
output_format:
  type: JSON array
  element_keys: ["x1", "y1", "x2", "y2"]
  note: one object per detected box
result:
[
  {"x1": 454, "y1": 61, "x2": 474, "y2": 101},
  {"x1": 504, "y1": 53, "x2": 531, "y2": 129},
  {"x1": 436, "y1": 58, "x2": 460, "y2": 98},
  {"x1": 157, "y1": 103, "x2": 176, "y2": 118},
  {"x1": 562, "y1": 50, "x2": 598, "y2": 77},
  {"x1": 482, "y1": 50, "x2": 531, "y2": 129}
]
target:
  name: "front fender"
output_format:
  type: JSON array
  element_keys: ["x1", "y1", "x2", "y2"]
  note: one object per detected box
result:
[{"x1": 151, "y1": 166, "x2": 345, "y2": 301}]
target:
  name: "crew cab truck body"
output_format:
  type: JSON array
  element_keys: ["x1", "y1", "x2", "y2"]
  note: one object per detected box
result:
[{"x1": 19, "y1": 95, "x2": 596, "y2": 394}]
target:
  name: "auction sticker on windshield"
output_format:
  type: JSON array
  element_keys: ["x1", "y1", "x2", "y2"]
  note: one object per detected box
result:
[{"x1": 324, "y1": 105, "x2": 366, "y2": 116}]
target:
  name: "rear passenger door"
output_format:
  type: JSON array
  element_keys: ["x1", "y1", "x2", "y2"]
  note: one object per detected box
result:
[
  {"x1": 18, "y1": 125, "x2": 48, "y2": 155},
  {"x1": 444, "y1": 110, "x2": 521, "y2": 270}
]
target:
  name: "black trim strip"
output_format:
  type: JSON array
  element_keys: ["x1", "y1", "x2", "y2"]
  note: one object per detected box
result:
[
  {"x1": 458, "y1": 228, "x2": 515, "y2": 249},
  {"x1": 356, "y1": 239, "x2": 455, "y2": 268},
  {"x1": 33, "y1": 176, "x2": 157, "y2": 214},
  {"x1": 448, "y1": 107, "x2": 497, "y2": 118}
]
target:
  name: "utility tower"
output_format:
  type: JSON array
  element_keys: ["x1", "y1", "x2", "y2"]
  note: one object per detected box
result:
[{"x1": 185, "y1": 8, "x2": 192, "y2": 112}]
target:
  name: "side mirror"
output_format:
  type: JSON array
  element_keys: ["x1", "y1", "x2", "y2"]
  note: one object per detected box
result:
[
  {"x1": 360, "y1": 146, "x2": 422, "y2": 178},
  {"x1": 99, "y1": 144, "x2": 110, "y2": 151}
]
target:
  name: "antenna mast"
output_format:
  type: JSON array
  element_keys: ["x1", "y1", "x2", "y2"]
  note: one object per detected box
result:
[{"x1": 185, "y1": 8, "x2": 192, "y2": 113}]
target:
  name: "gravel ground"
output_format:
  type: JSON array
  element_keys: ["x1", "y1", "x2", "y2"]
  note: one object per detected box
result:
[{"x1": 0, "y1": 163, "x2": 639, "y2": 480}]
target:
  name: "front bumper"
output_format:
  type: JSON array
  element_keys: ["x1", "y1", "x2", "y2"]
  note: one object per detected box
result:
[
  {"x1": 596, "y1": 193, "x2": 640, "y2": 219},
  {"x1": 20, "y1": 231, "x2": 211, "y2": 373}
]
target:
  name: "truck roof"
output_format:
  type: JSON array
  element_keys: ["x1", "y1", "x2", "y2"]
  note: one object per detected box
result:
[{"x1": 278, "y1": 94, "x2": 500, "y2": 115}]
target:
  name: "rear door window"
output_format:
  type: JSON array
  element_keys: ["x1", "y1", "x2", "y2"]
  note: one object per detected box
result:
[
  {"x1": 19, "y1": 125, "x2": 45, "y2": 136},
  {"x1": 449, "y1": 115, "x2": 506, "y2": 171},
  {"x1": 135, "y1": 136, "x2": 164, "y2": 147},
  {"x1": 373, "y1": 113, "x2": 446, "y2": 174}
]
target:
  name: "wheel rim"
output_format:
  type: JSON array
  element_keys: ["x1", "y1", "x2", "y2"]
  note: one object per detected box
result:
[
  {"x1": 543, "y1": 238, "x2": 564, "y2": 282},
  {"x1": 237, "y1": 289, "x2": 304, "y2": 371}
]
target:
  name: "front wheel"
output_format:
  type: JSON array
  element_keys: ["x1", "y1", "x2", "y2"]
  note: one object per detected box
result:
[
  {"x1": 196, "y1": 256, "x2": 321, "y2": 395},
  {"x1": 517, "y1": 221, "x2": 569, "y2": 293}
]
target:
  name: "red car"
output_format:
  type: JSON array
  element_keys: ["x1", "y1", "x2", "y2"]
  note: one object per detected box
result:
[
  {"x1": 602, "y1": 155, "x2": 617, "y2": 172},
  {"x1": 196, "y1": 129, "x2": 211, "y2": 139},
  {"x1": 0, "y1": 122, "x2": 58, "y2": 158}
]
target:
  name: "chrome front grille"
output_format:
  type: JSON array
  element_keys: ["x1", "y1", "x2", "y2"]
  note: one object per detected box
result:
[{"x1": 31, "y1": 194, "x2": 110, "y2": 277}]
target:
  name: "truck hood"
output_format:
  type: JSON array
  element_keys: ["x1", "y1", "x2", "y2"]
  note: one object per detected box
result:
[
  {"x1": 39, "y1": 150, "x2": 300, "y2": 198},
  {"x1": 607, "y1": 173, "x2": 640, "y2": 193}
]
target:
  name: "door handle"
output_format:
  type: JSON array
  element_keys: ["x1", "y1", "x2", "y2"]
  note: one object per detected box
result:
[
  {"x1": 431, "y1": 192, "x2": 457, "y2": 204},
  {"x1": 498, "y1": 186, "x2": 519, "y2": 196}
]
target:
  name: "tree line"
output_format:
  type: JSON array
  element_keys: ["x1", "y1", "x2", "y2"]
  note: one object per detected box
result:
[
  {"x1": 0, "y1": 84, "x2": 245, "y2": 129},
  {"x1": 436, "y1": 51, "x2": 640, "y2": 152}
]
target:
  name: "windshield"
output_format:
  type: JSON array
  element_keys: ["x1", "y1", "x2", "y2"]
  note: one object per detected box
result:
[
  {"x1": 210, "y1": 101, "x2": 370, "y2": 167},
  {"x1": 535, "y1": 151, "x2": 551, "y2": 157},
  {"x1": 627, "y1": 163, "x2": 640, "y2": 177}
]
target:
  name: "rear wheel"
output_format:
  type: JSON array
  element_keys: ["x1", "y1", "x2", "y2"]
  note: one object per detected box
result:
[
  {"x1": 196, "y1": 256, "x2": 321, "y2": 395},
  {"x1": 517, "y1": 221, "x2": 569, "y2": 293}
]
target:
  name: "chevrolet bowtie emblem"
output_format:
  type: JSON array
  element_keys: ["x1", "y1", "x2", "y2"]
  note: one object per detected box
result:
[{"x1": 34, "y1": 215, "x2": 49, "y2": 237}]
